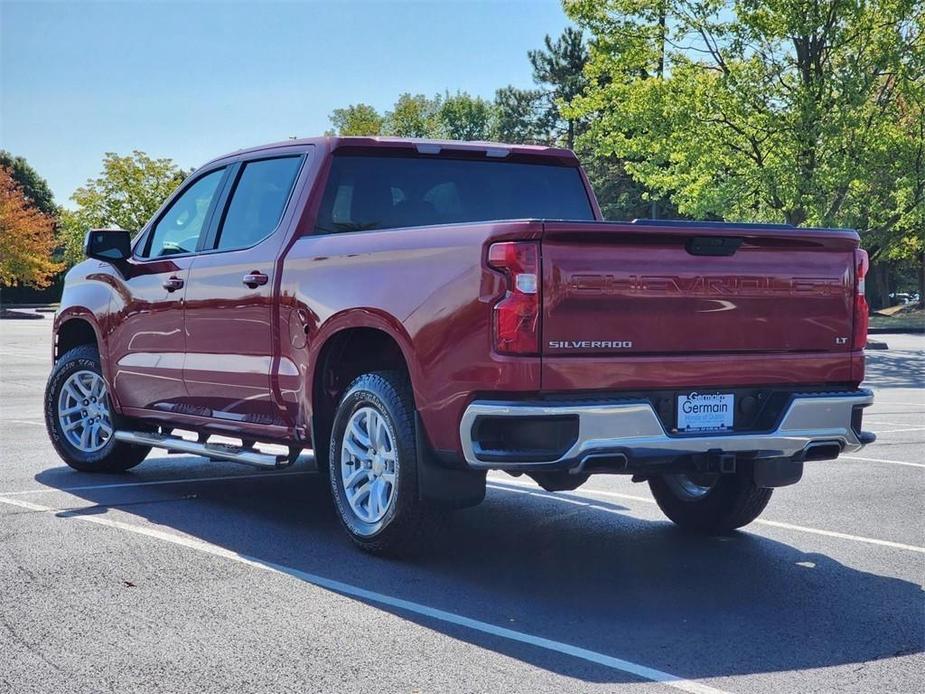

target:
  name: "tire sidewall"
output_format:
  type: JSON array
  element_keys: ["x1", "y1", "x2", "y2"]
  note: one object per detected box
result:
[
  {"x1": 649, "y1": 469, "x2": 772, "y2": 532},
  {"x1": 45, "y1": 348, "x2": 118, "y2": 466},
  {"x1": 328, "y1": 377, "x2": 416, "y2": 542}
]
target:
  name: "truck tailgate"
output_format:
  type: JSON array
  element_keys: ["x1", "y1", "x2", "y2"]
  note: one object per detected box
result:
[{"x1": 541, "y1": 221, "x2": 861, "y2": 386}]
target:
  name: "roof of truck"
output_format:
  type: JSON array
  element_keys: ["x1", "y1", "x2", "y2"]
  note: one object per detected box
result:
[{"x1": 203, "y1": 136, "x2": 579, "y2": 167}]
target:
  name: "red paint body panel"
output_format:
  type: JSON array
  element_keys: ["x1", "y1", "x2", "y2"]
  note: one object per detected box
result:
[
  {"x1": 92, "y1": 256, "x2": 192, "y2": 412},
  {"x1": 278, "y1": 220, "x2": 544, "y2": 453},
  {"x1": 53, "y1": 136, "x2": 865, "y2": 461},
  {"x1": 541, "y1": 351, "x2": 863, "y2": 392}
]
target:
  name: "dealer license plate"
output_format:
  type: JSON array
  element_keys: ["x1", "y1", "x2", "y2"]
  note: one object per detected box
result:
[{"x1": 677, "y1": 392, "x2": 734, "y2": 432}]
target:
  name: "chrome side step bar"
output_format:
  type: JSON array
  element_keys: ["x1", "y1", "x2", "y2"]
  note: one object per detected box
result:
[{"x1": 114, "y1": 431, "x2": 290, "y2": 469}]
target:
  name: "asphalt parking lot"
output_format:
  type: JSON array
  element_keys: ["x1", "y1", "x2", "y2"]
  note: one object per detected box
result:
[{"x1": 1, "y1": 319, "x2": 922, "y2": 694}]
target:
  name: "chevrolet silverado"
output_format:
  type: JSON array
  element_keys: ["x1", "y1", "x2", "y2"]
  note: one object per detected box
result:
[{"x1": 45, "y1": 137, "x2": 875, "y2": 553}]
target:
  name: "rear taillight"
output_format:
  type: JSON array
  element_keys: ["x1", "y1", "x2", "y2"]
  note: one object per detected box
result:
[
  {"x1": 852, "y1": 248, "x2": 869, "y2": 350},
  {"x1": 487, "y1": 241, "x2": 540, "y2": 355}
]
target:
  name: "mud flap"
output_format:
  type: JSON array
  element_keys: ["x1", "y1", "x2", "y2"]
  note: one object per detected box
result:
[
  {"x1": 753, "y1": 459, "x2": 804, "y2": 488},
  {"x1": 415, "y1": 413, "x2": 486, "y2": 509}
]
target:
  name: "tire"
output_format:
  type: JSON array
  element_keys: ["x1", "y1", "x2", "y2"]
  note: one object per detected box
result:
[
  {"x1": 648, "y1": 469, "x2": 773, "y2": 533},
  {"x1": 45, "y1": 345, "x2": 150, "y2": 473},
  {"x1": 328, "y1": 370, "x2": 433, "y2": 555}
]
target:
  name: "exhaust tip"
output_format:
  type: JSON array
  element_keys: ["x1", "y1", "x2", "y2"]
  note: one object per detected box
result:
[
  {"x1": 803, "y1": 442, "x2": 842, "y2": 461},
  {"x1": 574, "y1": 451, "x2": 629, "y2": 474}
]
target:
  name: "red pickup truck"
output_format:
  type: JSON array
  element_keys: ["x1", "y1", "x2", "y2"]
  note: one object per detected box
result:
[{"x1": 46, "y1": 137, "x2": 875, "y2": 553}]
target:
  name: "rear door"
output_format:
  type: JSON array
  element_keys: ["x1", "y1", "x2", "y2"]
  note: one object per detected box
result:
[{"x1": 181, "y1": 154, "x2": 305, "y2": 425}]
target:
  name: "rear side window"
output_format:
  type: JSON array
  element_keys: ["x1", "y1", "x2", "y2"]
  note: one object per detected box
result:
[
  {"x1": 214, "y1": 157, "x2": 302, "y2": 251},
  {"x1": 142, "y1": 168, "x2": 224, "y2": 257},
  {"x1": 315, "y1": 155, "x2": 594, "y2": 233}
]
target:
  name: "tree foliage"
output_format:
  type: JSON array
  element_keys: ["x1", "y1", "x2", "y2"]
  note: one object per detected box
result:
[
  {"x1": 58, "y1": 151, "x2": 188, "y2": 264},
  {"x1": 382, "y1": 93, "x2": 443, "y2": 137},
  {"x1": 564, "y1": 0, "x2": 925, "y2": 263},
  {"x1": 329, "y1": 92, "x2": 497, "y2": 141},
  {"x1": 0, "y1": 166, "x2": 61, "y2": 288},
  {"x1": 528, "y1": 26, "x2": 590, "y2": 148},
  {"x1": 329, "y1": 103, "x2": 384, "y2": 136},
  {"x1": 0, "y1": 150, "x2": 57, "y2": 216},
  {"x1": 438, "y1": 92, "x2": 495, "y2": 141},
  {"x1": 493, "y1": 86, "x2": 554, "y2": 143}
]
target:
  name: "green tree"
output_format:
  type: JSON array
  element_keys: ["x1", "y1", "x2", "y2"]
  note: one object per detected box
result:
[
  {"x1": 329, "y1": 103, "x2": 384, "y2": 135},
  {"x1": 382, "y1": 93, "x2": 443, "y2": 138},
  {"x1": 493, "y1": 86, "x2": 554, "y2": 144},
  {"x1": 438, "y1": 92, "x2": 495, "y2": 141},
  {"x1": 58, "y1": 151, "x2": 188, "y2": 265},
  {"x1": 0, "y1": 150, "x2": 57, "y2": 216},
  {"x1": 528, "y1": 26, "x2": 590, "y2": 149},
  {"x1": 564, "y1": 0, "x2": 924, "y2": 302}
]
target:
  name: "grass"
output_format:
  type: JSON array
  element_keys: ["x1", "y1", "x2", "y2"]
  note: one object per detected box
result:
[{"x1": 869, "y1": 307, "x2": 924, "y2": 332}]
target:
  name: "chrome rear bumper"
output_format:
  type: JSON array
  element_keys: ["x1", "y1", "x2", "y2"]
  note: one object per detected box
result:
[{"x1": 459, "y1": 390, "x2": 874, "y2": 470}]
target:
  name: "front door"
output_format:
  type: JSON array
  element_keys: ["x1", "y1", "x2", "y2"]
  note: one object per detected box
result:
[
  {"x1": 182, "y1": 154, "x2": 305, "y2": 425},
  {"x1": 107, "y1": 167, "x2": 227, "y2": 414}
]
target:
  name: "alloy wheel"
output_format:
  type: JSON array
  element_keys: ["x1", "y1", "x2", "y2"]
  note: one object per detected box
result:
[
  {"x1": 340, "y1": 407, "x2": 398, "y2": 524},
  {"x1": 57, "y1": 370, "x2": 113, "y2": 453}
]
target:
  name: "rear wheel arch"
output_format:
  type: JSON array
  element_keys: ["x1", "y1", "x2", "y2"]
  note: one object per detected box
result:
[{"x1": 310, "y1": 325, "x2": 416, "y2": 465}]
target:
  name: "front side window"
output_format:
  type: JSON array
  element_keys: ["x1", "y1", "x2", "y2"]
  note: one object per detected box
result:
[
  {"x1": 142, "y1": 168, "x2": 224, "y2": 258},
  {"x1": 214, "y1": 157, "x2": 302, "y2": 251},
  {"x1": 315, "y1": 154, "x2": 595, "y2": 234}
]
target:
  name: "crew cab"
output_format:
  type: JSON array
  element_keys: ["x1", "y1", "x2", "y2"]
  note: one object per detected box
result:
[{"x1": 45, "y1": 137, "x2": 875, "y2": 553}]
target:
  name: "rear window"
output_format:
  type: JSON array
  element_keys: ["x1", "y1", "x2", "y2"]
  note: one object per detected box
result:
[{"x1": 315, "y1": 154, "x2": 594, "y2": 233}]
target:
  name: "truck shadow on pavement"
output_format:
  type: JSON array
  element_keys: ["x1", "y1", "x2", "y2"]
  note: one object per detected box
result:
[
  {"x1": 35, "y1": 461, "x2": 925, "y2": 684},
  {"x1": 864, "y1": 344, "x2": 925, "y2": 389}
]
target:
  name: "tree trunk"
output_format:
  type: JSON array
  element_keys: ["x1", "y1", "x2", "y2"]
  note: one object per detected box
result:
[
  {"x1": 918, "y1": 250, "x2": 924, "y2": 308},
  {"x1": 866, "y1": 261, "x2": 893, "y2": 310}
]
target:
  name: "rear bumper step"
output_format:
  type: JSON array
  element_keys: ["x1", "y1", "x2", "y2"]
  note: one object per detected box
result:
[
  {"x1": 459, "y1": 389, "x2": 874, "y2": 472},
  {"x1": 114, "y1": 431, "x2": 291, "y2": 469}
]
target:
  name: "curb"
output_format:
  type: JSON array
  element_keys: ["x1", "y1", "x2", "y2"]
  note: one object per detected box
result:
[{"x1": 868, "y1": 327, "x2": 924, "y2": 335}]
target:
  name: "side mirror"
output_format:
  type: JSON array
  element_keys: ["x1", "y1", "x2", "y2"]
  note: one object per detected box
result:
[{"x1": 84, "y1": 229, "x2": 132, "y2": 262}]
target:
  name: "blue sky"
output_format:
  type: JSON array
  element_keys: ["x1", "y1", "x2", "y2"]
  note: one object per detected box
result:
[{"x1": 1, "y1": 0, "x2": 571, "y2": 206}]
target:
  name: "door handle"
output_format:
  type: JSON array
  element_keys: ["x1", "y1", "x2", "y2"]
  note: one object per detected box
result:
[
  {"x1": 162, "y1": 276, "x2": 184, "y2": 292},
  {"x1": 242, "y1": 271, "x2": 269, "y2": 289}
]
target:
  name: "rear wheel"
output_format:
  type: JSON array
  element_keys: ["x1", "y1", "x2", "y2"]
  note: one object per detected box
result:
[
  {"x1": 328, "y1": 371, "x2": 433, "y2": 555},
  {"x1": 45, "y1": 345, "x2": 150, "y2": 473},
  {"x1": 648, "y1": 469, "x2": 772, "y2": 532}
]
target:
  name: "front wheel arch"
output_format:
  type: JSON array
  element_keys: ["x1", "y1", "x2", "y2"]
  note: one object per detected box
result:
[{"x1": 55, "y1": 316, "x2": 100, "y2": 363}]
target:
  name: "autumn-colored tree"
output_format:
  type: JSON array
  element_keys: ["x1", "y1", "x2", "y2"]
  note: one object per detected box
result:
[
  {"x1": 0, "y1": 166, "x2": 62, "y2": 288},
  {"x1": 0, "y1": 150, "x2": 57, "y2": 216}
]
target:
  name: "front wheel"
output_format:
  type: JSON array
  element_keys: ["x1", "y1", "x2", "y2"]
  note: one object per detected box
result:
[
  {"x1": 648, "y1": 469, "x2": 773, "y2": 533},
  {"x1": 328, "y1": 371, "x2": 433, "y2": 555},
  {"x1": 45, "y1": 345, "x2": 150, "y2": 473}
]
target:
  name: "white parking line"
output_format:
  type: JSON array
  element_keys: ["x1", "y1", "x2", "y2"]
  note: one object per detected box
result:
[
  {"x1": 841, "y1": 455, "x2": 925, "y2": 469},
  {"x1": 0, "y1": 470, "x2": 316, "y2": 497},
  {"x1": 0, "y1": 494, "x2": 728, "y2": 694},
  {"x1": 486, "y1": 479, "x2": 925, "y2": 554},
  {"x1": 874, "y1": 427, "x2": 925, "y2": 434},
  {"x1": 868, "y1": 402, "x2": 925, "y2": 408},
  {"x1": 3, "y1": 419, "x2": 44, "y2": 426}
]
